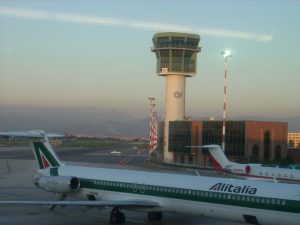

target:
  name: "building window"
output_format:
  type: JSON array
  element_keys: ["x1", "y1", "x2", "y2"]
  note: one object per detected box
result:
[
  {"x1": 264, "y1": 130, "x2": 271, "y2": 160},
  {"x1": 202, "y1": 121, "x2": 245, "y2": 157},
  {"x1": 275, "y1": 145, "x2": 281, "y2": 160},
  {"x1": 169, "y1": 121, "x2": 192, "y2": 153},
  {"x1": 252, "y1": 144, "x2": 259, "y2": 161}
]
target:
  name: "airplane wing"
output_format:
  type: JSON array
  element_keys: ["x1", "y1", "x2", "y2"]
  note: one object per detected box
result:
[
  {"x1": 0, "y1": 200, "x2": 160, "y2": 208},
  {"x1": 0, "y1": 131, "x2": 63, "y2": 138}
]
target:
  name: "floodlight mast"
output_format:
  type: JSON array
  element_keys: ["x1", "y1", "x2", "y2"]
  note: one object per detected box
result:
[{"x1": 221, "y1": 50, "x2": 232, "y2": 151}]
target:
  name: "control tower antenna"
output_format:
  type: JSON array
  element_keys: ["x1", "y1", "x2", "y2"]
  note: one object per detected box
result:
[{"x1": 151, "y1": 32, "x2": 201, "y2": 162}]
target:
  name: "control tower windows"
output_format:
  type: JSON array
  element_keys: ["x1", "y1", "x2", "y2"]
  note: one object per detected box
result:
[
  {"x1": 184, "y1": 50, "x2": 196, "y2": 73},
  {"x1": 159, "y1": 50, "x2": 169, "y2": 71},
  {"x1": 157, "y1": 37, "x2": 169, "y2": 48},
  {"x1": 184, "y1": 58, "x2": 195, "y2": 73},
  {"x1": 172, "y1": 50, "x2": 183, "y2": 71},
  {"x1": 186, "y1": 38, "x2": 199, "y2": 49},
  {"x1": 171, "y1": 37, "x2": 185, "y2": 48}
]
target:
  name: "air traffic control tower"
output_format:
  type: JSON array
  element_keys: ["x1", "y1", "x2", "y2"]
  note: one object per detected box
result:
[{"x1": 151, "y1": 32, "x2": 201, "y2": 162}]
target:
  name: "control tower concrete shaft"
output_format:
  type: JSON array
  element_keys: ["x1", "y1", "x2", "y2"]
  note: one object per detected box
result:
[{"x1": 151, "y1": 32, "x2": 201, "y2": 162}]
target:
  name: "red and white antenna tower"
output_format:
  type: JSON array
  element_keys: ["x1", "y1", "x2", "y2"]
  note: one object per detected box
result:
[
  {"x1": 221, "y1": 50, "x2": 232, "y2": 151},
  {"x1": 149, "y1": 97, "x2": 158, "y2": 156}
]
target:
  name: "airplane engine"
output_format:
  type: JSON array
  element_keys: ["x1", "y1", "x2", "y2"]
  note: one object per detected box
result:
[{"x1": 34, "y1": 176, "x2": 80, "y2": 193}]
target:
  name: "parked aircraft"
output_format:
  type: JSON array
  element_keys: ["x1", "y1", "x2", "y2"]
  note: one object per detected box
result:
[
  {"x1": 0, "y1": 131, "x2": 300, "y2": 225},
  {"x1": 205, "y1": 144, "x2": 300, "y2": 183}
]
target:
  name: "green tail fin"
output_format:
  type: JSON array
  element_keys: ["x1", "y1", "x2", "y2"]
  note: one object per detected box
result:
[{"x1": 31, "y1": 141, "x2": 63, "y2": 169}]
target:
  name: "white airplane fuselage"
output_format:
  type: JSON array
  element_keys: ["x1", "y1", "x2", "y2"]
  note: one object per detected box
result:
[
  {"x1": 1, "y1": 132, "x2": 300, "y2": 225},
  {"x1": 38, "y1": 164, "x2": 300, "y2": 225},
  {"x1": 206, "y1": 145, "x2": 300, "y2": 183},
  {"x1": 224, "y1": 163, "x2": 300, "y2": 183}
]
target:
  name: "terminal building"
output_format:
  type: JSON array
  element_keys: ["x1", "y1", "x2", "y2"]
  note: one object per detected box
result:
[
  {"x1": 288, "y1": 132, "x2": 300, "y2": 148},
  {"x1": 287, "y1": 132, "x2": 300, "y2": 163},
  {"x1": 159, "y1": 120, "x2": 288, "y2": 166}
]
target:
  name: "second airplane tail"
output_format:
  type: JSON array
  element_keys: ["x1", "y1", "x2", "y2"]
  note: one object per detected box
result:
[
  {"x1": 0, "y1": 130, "x2": 64, "y2": 169},
  {"x1": 202, "y1": 145, "x2": 230, "y2": 172}
]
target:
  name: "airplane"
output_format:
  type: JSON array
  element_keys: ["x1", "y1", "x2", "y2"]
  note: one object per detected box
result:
[
  {"x1": 204, "y1": 144, "x2": 300, "y2": 183},
  {"x1": 0, "y1": 131, "x2": 300, "y2": 225}
]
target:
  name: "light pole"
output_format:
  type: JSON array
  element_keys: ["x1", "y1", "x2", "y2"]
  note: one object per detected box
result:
[{"x1": 221, "y1": 50, "x2": 232, "y2": 151}]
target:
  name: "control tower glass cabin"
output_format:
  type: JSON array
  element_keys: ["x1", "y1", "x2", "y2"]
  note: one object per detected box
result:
[{"x1": 151, "y1": 32, "x2": 201, "y2": 76}]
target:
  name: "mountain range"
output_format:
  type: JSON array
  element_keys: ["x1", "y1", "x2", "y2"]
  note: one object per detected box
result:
[{"x1": 0, "y1": 105, "x2": 299, "y2": 137}]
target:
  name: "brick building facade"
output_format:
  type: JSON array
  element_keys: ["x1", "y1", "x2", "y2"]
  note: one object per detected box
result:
[{"x1": 165, "y1": 120, "x2": 288, "y2": 166}]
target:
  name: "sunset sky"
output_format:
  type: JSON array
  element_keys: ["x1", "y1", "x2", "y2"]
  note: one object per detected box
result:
[{"x1": 0, "y1": 0, "x2": 299, "y2": 120}]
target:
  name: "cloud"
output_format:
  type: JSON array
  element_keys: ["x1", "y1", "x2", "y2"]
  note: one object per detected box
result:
[{"x1": 0, "y1": 6, "x2": 273, "y2": 42}]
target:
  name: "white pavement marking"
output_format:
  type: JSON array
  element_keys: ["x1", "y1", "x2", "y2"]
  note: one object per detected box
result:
[
  {"x1": 86, "y1": 153, "x2": 147, "y2": 157},
  {"x1": 195, "y1": 170, "x2": 201, "y2": 176}
]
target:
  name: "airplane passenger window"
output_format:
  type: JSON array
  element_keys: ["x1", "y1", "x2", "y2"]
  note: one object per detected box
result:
[{"x1": 276, "y1": 199, "x2": 281, "y2": 205}]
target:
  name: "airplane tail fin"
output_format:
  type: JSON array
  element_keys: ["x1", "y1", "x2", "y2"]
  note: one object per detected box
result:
[
  {"x1": 202, "y1": 145, "x2": 230, "y2": 172},
  {"x1": 0, "y1": 130, "x2": 64, "y2": 169}
]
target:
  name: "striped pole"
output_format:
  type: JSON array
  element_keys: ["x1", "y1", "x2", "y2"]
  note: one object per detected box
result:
[
  {"x1": 221, "y1": 51, "x2": 232, "y2": 151},
  {"x1": 148, "y1": 98, "x2": 158, "y2": 157}
]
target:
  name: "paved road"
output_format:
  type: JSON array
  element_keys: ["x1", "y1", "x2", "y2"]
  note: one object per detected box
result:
[{"x1": 0, "y1": 145, "x2": 148, "y2": 166}]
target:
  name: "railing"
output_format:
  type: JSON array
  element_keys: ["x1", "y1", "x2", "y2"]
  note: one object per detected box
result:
[{"x1": 151, "y1": 43, "x2": 201, "y2": 51}]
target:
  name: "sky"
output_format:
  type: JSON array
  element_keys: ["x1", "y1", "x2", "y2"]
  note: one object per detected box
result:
[{"x1": 0, "y1": 0, "x2": 299, "y2": 120}]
